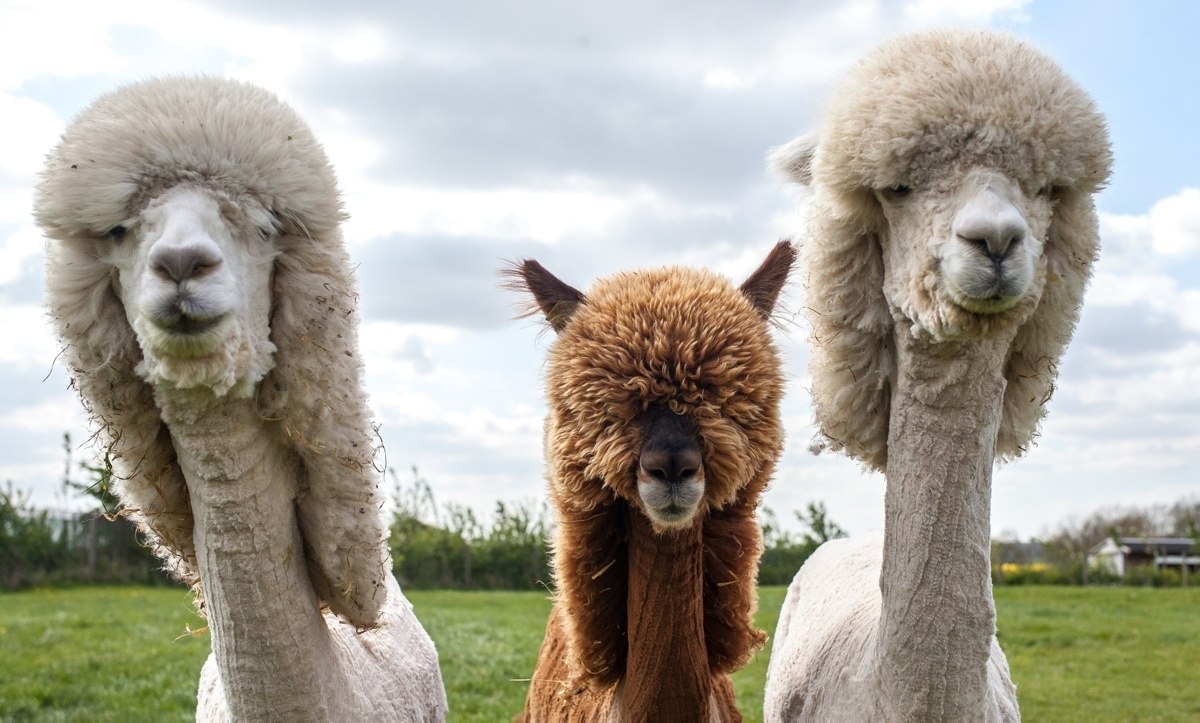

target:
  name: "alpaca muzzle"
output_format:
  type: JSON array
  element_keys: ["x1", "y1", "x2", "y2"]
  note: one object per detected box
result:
[{"x1": 636, "y1": 405, "x2": 706, "y2": 528}]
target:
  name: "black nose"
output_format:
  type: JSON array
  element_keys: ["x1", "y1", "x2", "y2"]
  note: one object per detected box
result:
[{"x1": 638, "y1": 405, "x2": 702, "y2": 484}]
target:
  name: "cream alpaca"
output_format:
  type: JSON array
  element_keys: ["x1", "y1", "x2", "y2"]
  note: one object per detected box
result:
[
  {"x1": 510, "y1": 242, "x2": 794, "y2": 721},
  {"x1": 763, "y1": 31, "x2": 1111, "y2": 721},
  {"x1": 37, "y1": 77, "x2": 446, "y2": 720}
]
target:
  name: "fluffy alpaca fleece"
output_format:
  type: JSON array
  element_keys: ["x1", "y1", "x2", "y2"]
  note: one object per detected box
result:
[
  {"x1": 780, "y1": 29, "x2": 1112, "y2": 470},
  {"x1": 37, "y1": 76, "x2": 446, "y2": 719},
  {"x1": 510, "y1": 241, "x2": 793, "y2": 722},
  {"x1": 763, "y1": 31, "x2": 1110, "y2": 721}
]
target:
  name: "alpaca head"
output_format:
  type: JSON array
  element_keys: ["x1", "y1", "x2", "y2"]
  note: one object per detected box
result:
[
  {"x1": 37, "y1": 76, "x2": 388, "y2": 625},
  {"x1": 100, "y1": 184, "x2": 279, "y2": 397},
  {"x1": 773, "y1": 30, "x2": 1112, "y2": 468},
  {"x1": 507, "y1": 241, "x2": 794, "y2": 531}
]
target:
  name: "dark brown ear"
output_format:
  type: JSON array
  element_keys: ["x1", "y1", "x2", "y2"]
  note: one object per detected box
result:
[
  {"x1": 739, "y1": 240, "x2": 796, "y2": 319},
  {"x1": 501, "y1": 259, "x2": 586, "y2": 333}
]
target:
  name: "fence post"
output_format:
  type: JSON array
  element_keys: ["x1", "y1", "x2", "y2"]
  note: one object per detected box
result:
[{"x1": 86, "y1": 516, "x2": 99, "y2": 579}]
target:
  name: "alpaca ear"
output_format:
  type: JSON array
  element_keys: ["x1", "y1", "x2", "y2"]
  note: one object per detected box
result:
[
  {"x1": 502, "y1": 259, "x2": 586, "y2": 333},
  {"x1": 263, "y1": 228, "x2": 390, "y2": 628},
  {"x1": 41, "y1": 236, "x2": 200, "y2": 590},
  {"x1": 769, "y1": 135, "x2": 817, "y2": 186},
  {"x1": 739, "y1": 240, "x2": 797, "y2": 319},
  {"x1": 997, "y1": 190, "x2": 1101, "y2": 460},
  {"x1": 804, "y1": 193, "x2": 894, "y2": 471}
]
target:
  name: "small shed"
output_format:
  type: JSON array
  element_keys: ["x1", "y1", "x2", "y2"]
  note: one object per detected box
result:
[{"x1": 1087, "y1": 537, "x2": 1200, "y2": 578}]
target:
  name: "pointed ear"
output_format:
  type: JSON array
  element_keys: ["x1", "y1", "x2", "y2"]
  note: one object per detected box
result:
[
  {"x1": 739, "y1": 240, "x2": 796, "y2": 319},
  {"x1": 769, "y1": 135, "x2": 817, "y2": 186},
  {"x1": 501, "y1": 259, "x2": 586, "y2": 333}
]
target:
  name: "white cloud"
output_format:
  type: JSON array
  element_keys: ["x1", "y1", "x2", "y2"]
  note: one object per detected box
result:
[
  {"x1": 0, "y1": 224, "x2": 43, "y2": 288},
  {"x1": 0, "y1": 394, "x2": 88, "y2": 435},
  {"x1": 0, "y1": 94, "x2": 63, "y2": 179},
  {"x1": 0, "y1": 0, "x2": 126, "y2": 89},
  {"x1": 341, "y1": 181, "x2": 648, "y2": 247},
  {"x1": 1148, "y1": 188, "x2": 1200, "y2": 257},
  {"x1": 904, "y1": 0, "x2": 1031, "y2": 23},
  {"x1": 2, "y1": 1, "x2": 1197, "y2": 543},
  {"x1": 0, "y1": 304, "x2": 60, "y2": 366}
]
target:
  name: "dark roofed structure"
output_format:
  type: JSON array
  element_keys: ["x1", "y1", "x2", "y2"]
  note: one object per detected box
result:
[{"x1": 1088, "y1": 537, "x2": 1199, "y2": 579}]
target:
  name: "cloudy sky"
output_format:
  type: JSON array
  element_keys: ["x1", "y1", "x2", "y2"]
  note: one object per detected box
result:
[{"x1": 1, "y1": 0, "x2": 1197, "y2": 540}]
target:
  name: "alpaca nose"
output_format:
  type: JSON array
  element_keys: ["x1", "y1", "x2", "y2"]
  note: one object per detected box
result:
[
  {"x1": 150, "y1": 239, "x2": 223, "y2": 283},
  {"x1": 953, "y1": 188, "x2": 1030, "y2": 261},
  {"x1": 639, "y1": 405, "x2": 703, "y2": 484},
  {"x1": 640, "y1": 444, "x2": 703, "y2": 484}
]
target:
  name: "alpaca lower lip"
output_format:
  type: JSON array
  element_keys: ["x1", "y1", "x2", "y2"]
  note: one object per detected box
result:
[
  {"x1": 946, "y1": 278, "x2": 1020, "y2": 315},
  {"x1": 656, "y1": 503, "x2": 693, "y2": 521},
  {"x1": 154, "y1": 314, "x2": 225, "y2": 335},
  {"x1": 954, "y1": 293, "x2": 1020, "y2": 315}
]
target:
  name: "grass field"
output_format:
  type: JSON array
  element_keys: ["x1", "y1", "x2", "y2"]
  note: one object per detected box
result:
[{"x1": 1, "y1": 585, "x2": 1197, "y2": 721}]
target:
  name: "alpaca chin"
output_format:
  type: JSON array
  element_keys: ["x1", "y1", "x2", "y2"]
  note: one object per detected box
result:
[
  {"x1": 900, "y1": 261, "x2": 1045, "y2": 344},
  {"x1": 134, "y1": 318, "x2": 276, "y2": 398},
  {"x1": 637, "y1": 478, "x2": 704, "y2": 531}
]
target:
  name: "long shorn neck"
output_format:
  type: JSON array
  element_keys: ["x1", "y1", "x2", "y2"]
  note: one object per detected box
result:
[
  {"x1": 620, "y1": 507, "x2": 712, "y2": 722},
  {"x1": 161, "y1": 392, "x2": 348, "y2": 719},
  {"x1": 876, "y1": 329, "x2": 1010, "y2": 719}
]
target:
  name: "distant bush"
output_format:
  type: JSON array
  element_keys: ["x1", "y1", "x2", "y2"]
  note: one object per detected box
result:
[
  {"x1": 0, "y1": 482, "x2": 168, "y2": 590},
  {"x1": 1123, "y1": 565, "x2": 1184, "y2": 588},
  {"x1": 389, "y1": 469, "x2": 550, "y2": 590},
  {"x1": 992, "y1": 562, "x2": 1073, "y2": 586}
]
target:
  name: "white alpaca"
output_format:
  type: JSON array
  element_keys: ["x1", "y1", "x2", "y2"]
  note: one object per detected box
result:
[
  {"x1": 37, "y1": 77, "x2": 447, "y2": 720},
  {"x1": 763, "y1": 31, "x2": 1111, "y2": 721}
]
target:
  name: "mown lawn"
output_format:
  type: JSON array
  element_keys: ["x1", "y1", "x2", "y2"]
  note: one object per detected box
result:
[
  {"x1": 995, "y1": 586, "x2": 1200, "y2": 721},
  {"x1": 0, "y1": 585, "x2": 1196, "y2": 721}
]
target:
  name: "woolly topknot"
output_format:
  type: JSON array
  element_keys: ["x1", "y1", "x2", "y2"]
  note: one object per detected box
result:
[
  {"x1": 776, "y1": 30, "x2": 1112, "y2": 469},
  {"x1": 544, "y1": 264, "x2": 788, "y2": 514}
]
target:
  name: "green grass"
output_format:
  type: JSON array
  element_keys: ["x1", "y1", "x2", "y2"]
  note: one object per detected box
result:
[
  {"x1": 1, "y1": 585, "x2": 1197, "y2": 721},
  {"x1": 0, "y1": 586, "x2": 210, "y2": 721},
  {"x1": 995, "y1": 586, "x2": 1200, "y2": 722}
]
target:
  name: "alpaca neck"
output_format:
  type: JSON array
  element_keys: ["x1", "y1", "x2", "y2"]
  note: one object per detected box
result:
[
  {"x1": 161, "y1": 391, "x2": 350, "y2": 718},
  {"x1": 618, "y1": 508, "x2": 711, "y2": 722},
  {"x1": 876, "y1": 329, "x2": 1009, "y2": 719}
]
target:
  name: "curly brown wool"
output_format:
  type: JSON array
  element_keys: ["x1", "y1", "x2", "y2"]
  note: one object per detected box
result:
[{"x1": 508, "y1": 241, "x2": 794, "y2": 722}]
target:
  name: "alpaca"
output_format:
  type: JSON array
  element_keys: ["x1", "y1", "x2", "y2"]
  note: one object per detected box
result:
[
  {"x1": 508, "y1": 241, "x2": 795, "y2": 722},
  {"x1": 762, "y1": 31, "x2": 1112, "y2": 721},
  {"x1": 36, "y1": 76, "x2": 447, "y2": 720}
]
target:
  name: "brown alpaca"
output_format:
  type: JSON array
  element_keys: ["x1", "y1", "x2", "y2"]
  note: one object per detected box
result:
[{"x1": 508, "y1": 241, "x2": 794, "y2": 722}]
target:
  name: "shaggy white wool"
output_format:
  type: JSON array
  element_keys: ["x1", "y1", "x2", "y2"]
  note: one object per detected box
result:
[
  {"x1": 764, "y1": 30, "x2": 1110, "y2": 722},
  {"x1": 38, "y1": 76, "x2": 446, "y2": 721},
  {"x1": 774, "y1": 30, "x2": 1111, "y2": 469},
  {"x1": 37, "y1": 74, "x2": 389, "y2": 623}
]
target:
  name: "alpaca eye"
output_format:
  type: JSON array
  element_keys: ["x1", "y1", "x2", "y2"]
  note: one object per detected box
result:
[
  {"x1": 1036, "y1": 184, "x2": 1057, "y2": 198},
  {"x1": 881, "y1": 185, "x2": 911, "y2": 202},
  {"x1": 107, "y1": 225, "x2": 128, "y2": 242}
]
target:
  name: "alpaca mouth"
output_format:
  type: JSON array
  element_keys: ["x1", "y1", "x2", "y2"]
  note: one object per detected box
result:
[
  {"x1": 638, "y1": 478, "x2": 704, "y2": 529},
  {"x1": 945, "y1": 274, "x2": 1024, "y2": 315},
  {"x1": 161, "y1": 315, "x2": 224, "y2": 335},
  {"x1": 150, "y1": 297, "x2": 227, "y2": 336},
  {"x1": 143, "y1": 305, "x2": 231, "y2": 359},
  {"x1": 658, "y1": 503, "x2": 692, "y2": 521},
  {"x1": 952, "y1": 292, "x2": 1021, "y2": 315},
  {"x1": 646, "y1": 501, "x2": 701, "y2": 529},
  {"x1": 151, "y1": 313, "x2": 226, "y2": 338}
]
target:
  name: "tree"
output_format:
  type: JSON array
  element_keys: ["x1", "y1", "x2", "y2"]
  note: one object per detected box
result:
[
  {"x1": 758, "y1": 502, "x2": 848, "y2": 586},
  {"x1": 795, "y1": 501, "x2": 847, "y2": 547}
]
